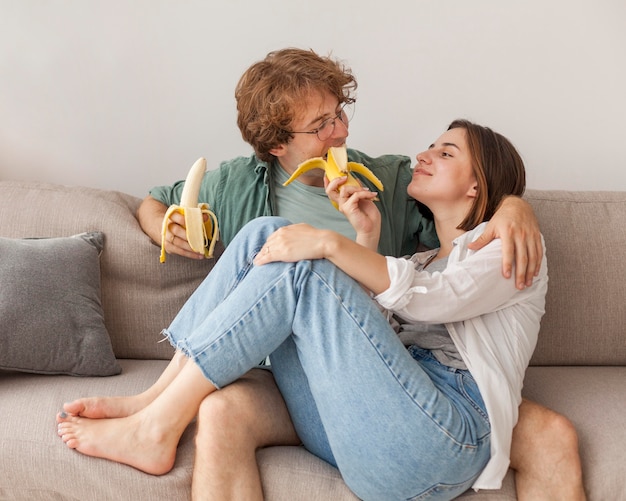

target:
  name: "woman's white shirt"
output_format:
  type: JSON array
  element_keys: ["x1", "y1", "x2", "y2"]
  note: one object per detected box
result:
[{"x1": 375, "y1": 222, "x2": 548, "y2": 490}]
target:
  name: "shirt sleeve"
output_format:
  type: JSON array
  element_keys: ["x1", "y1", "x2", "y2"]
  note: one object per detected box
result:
[
  {"x1": 375, "y1": 239, "x2": 522, "y2": 324},
  {"x1": 148, "y1": 168, "x2": 222, "y2": 207}
]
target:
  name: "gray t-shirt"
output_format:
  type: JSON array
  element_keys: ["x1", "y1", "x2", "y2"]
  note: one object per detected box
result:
[
  {"x1": 396, "y1": 257, "x2": 467, "y2": 370},
  {"x1": 273, "y1": 165, "x2": 356, "y2": 240}
]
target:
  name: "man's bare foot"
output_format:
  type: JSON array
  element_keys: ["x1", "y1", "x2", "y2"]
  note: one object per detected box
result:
[
  {"x1": 59, "y1": 393, "x2": 154, "y2": 420},
  {"x1": 56, "y1": 413, "x2": 178, "y2": 475}
]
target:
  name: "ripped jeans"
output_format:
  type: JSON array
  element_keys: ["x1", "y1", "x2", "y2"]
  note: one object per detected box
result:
[{"x1": 164, "y1": 217, "x2": 491, "y2": 501}]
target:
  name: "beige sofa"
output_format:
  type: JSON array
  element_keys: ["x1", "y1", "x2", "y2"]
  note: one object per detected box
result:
[{"x1": 0, "y1": 180, "x2": 624, "y2": 501}]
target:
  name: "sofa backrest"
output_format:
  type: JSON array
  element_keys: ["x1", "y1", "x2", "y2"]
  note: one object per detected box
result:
[
  {"x1": 0, "y1": 181, "x2": 217, "y2": 360},
  {"x1": 1, "y1": 181, "x2": 624, "y2": 366},
  {"x1": 525, "y1": 189, "x2": 626, "y2": 365}
]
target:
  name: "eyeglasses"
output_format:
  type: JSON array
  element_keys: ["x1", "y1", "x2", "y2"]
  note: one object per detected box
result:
[{"x1": 285, "y1": 102, "x2": 354, "y2": 142}]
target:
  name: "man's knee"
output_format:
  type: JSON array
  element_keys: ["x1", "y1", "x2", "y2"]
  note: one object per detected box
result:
[
  {"x1": 196, "y1": 388, "x2": 259, "y2": 452},
  {"x1": 543, "y1": 411, "x2": 579, "y2": 450},
  {"x1": 198, "y1": 387, "x2": 255, "y2": 430},
  {"x1": 523, "y1": 403, "x2": 580, "y2": 452},
  {"x1": 196, "y1": 370, "x2": 298, "y2": 452},
  {"x1": 513, "y1": 400, "x2": 582, "y2": 471}
]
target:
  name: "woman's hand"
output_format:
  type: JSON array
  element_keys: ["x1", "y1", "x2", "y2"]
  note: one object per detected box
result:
[
  {"x1": 254, "y1": 224, "x2": 331, "y2": 266},
  {"x1": 326, "y1": 176, "x2": 381, "y2": 251},
  {"x1": 254, "y1": 222, "x2": 390, "y2": 295}
]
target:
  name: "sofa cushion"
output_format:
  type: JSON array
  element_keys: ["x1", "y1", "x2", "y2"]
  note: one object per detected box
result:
[
  {"x1": 525, "y1": 190, "x2": 626, "y2": 366},
  {"x1": 0, "y1": 359, "x2": 195, "y2": 500},
  {"x1": 523, "y1": 366, "x2": 626, "y2": 501},
  {"x1": 0, "y1": 181, "x2": 220, "y2": 360},
  {"x1": 0, "y1": 232, "x2": 120, "y2": 376},
  {"x1": 0, "y1": 359, "x2": 517, "y2": 501}
]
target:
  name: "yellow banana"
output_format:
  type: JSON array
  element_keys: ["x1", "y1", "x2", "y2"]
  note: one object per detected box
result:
[
  {"x1": 160, "y1": 157, "x2": 219, "y2": 263},
  {"x1": 282, "y1": 146, "x2": 383, "y2": 208}
]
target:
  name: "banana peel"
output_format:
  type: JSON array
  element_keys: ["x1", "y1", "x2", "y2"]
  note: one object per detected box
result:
[
  {"x1": 160, "y1": 157, "x2": 219, "y2": 263},
  {"x1": 282, "y1": 146, "x2": 383, "y2": 208}
]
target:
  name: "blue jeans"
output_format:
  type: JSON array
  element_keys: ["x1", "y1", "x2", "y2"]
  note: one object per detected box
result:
[{"x1": 165, "y1": 217, "x2": 491, "y2": 501}]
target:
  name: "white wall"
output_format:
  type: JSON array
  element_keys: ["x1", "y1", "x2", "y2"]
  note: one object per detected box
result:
[{"x1": 1, "y1": 0, "x2": 625, "y2": 197}]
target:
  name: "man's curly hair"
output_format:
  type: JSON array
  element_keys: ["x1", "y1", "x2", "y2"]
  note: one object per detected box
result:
[{"x1": 235, "y1": 48, "x2": 357, "y2": 163}]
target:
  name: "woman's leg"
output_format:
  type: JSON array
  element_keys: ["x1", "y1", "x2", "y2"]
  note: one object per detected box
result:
[
  {"x1": 59, "y1": 216, "x2": 488, "y2": 497},
  {"x1": 162, "y1": 218, "x2": 491, "y2": 498},
  {"x1": 58, "y1": 352, "x2": 216, "y2": 475},
  {"x1": 59, "y1": 217, "x2": 292, "y2": 420},
  {"x1": 61, "y1": 350, "x2": 190, "y2": 419},
  {"x1": 57, "y1": 217, "x2": 295, "y2": 471},
  {"x1": 168, "y1": 227, "x2": 491, "y2": 499},
  {"x1": 269, "y1": 337, "x2": 334, "y2": 464},
  {"x1": 268, "y1": 261, "x2": 492, "y2": 500}
]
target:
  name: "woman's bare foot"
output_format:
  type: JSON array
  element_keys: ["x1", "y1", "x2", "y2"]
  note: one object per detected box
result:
[
  {"x1": 59, "y1": 393, "x2": 154, "y2": 420},
  {"x1": 56, "y1": 412, "x2": 178, "y2": 475},
  {"x1": 60, "y1": 353, "x2": 191, "y2": 420}
]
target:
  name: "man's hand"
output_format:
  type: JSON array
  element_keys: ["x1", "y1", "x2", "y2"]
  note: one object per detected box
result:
[
  {"x1": 136, "y1": 195, "x2": 206, "y2": 260},
  {"x1": 468, "y1": 196, "x2": 542, "y2": 289},
  {"x1": 162, "y1": 211, "x2": 209, "y2": 260}
]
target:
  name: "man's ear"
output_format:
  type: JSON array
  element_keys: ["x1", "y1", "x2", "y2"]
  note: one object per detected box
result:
[{"x1": 269, "y1": 144, "x2": 287, "y2": 158}]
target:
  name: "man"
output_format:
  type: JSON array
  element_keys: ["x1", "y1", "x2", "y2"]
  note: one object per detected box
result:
[{"x1": 137, "y1": 48, "x2": 585, "y2": 500}]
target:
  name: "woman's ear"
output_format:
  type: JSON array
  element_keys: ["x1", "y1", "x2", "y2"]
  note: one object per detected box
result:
[{"x1": 467, "y1": 182, "x2": 478, "y2": 199}]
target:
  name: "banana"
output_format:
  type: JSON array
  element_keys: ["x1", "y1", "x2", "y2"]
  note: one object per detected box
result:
[
  {"x1": 282, "y1": 146, "x2": 383, "y2": 208},
  {"x1": 159, "y1": 157, "x2": 219, "y2": 263}
]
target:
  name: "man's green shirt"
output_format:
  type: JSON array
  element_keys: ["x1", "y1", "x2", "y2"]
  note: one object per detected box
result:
[{"x1": 149, "y1": 149, "x2": 438, "y2": 257}]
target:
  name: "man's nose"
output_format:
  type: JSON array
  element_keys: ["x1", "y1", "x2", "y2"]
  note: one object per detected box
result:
[{"x1": 333, "y1": 117, "x2": 349, "y2": 139}]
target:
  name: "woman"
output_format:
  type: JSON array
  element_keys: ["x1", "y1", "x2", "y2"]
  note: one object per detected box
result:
[{"x1": 57, "y1": 120, "x2": 547, "y2": 500}]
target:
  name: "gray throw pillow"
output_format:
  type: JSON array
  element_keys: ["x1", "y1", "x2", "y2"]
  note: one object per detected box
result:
[{"x1": 0, "y1": 232, "x2": 121, "y2": 376}]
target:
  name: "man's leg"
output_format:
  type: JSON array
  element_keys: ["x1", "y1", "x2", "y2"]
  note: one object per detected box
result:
[
  {"x1": 192, "y1": 368, "x2": 299, "y2": 501},
  {"x1": 511, "y1": 398, "x2": 586, "y2": 501}
]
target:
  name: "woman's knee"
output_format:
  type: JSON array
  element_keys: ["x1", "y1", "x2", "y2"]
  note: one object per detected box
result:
[{"x1": 241, "y1": 216, "x2": 291, "y2": 239}]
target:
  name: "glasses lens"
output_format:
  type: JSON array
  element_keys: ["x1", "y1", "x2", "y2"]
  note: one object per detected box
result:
[
  {"x1": 341, "y1": 102, "x2": 355, "y2": 124},
  {"x1": 316, "y1": 118, "x2": 335, "y2": 141},
  {"x1": 317, "y1": 103, "x2": 354, "y2": 141}
]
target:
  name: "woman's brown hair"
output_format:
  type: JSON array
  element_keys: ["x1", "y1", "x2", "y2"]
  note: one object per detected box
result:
[
  {"x1": 235, "y1": 48, "x2": 357, "y2": 163},
  {"x1": 449, "y1": 119, "x2": 526, "y2": 231}
]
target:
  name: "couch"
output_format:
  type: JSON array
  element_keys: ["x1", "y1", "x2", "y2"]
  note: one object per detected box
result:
[{"x1": 0, "y1": 179, "x2": 624, "y2": 501}]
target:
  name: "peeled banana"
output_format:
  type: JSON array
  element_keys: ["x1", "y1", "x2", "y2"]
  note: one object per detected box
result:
[
  {"x1": 160, "y1": 157, "x2": 219, "y2": 263},
  {"x1": 282, "y1": 146, "x2": 383, "y2": 208}
]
